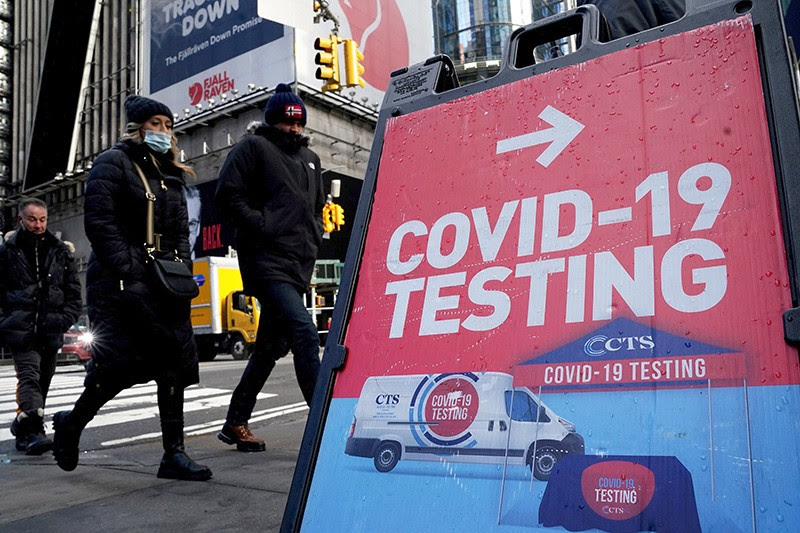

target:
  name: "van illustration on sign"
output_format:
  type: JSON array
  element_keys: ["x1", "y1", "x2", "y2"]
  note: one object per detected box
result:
[{"x1": 345, "y1": 372, "x2": 585, "y2": 480}]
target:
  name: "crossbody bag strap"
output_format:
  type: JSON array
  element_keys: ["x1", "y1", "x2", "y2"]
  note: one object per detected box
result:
[{"x1": 131, "y1": 161, "x2": 157, "y2": 253}]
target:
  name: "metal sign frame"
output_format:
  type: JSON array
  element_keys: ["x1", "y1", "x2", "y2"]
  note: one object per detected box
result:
[{"x1": 283, "y1": 0, "x2": 800, "y2": 530}]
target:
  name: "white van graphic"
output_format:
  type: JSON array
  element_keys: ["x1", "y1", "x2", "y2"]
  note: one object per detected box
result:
[{"x1": 345, "y1": 372, "x2": 584, "y2": 480}]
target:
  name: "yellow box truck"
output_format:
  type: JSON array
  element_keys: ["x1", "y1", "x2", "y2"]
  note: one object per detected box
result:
[{"x1": 191, "y1": 256, "x2": 259, "y2": 361}]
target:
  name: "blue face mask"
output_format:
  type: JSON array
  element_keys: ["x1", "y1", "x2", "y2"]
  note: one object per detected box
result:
[{"x1": 143, "y1": 130, "x2": 172, "y2": 153}]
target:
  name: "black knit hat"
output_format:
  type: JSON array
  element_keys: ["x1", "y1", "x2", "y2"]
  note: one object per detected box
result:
[
  {"x1": 264, "y1": 84, "x2": 307, "y2": 126},
  {"x1": 124, "y1": 95, "x2": 173, "y2": 124}
]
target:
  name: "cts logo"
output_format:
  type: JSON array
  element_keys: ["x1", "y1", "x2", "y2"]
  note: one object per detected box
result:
[
  {"x1": 584, "y1": 335, "x2": 655, "y2": 356},
  {"x1": 375, "y1": 394, "x2": 399, "y2": 405}
]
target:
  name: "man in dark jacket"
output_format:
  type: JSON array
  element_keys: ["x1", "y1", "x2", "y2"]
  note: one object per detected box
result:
[
  {"x1": 1, "y1": 198, "x2": 81, "y2": 454},
  {"x1": 578, "y1": 0, "x2": 685, "y2": 39},
  {"x1": 216, "y1": 83, "x2": 324, "y2": 452}
]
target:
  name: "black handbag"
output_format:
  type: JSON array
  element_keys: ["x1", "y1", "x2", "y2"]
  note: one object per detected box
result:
[
  {"x1": 132, "y1": 160, "x2": 199, "y2": 300},
  {"x1": 150, "y1": 255, "x2": 199, "y2": 299}
]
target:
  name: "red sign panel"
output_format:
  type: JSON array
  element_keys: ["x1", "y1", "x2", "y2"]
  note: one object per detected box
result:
[
  {"x1": 301, "y1": 15, "x2": 800, "y2": 533},
  {"x1": 334, "y1": 16, "x2": 799, "y2": 398}
]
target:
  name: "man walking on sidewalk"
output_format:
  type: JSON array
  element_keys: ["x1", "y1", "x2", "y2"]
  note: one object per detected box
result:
[
  {"x1": 1, "y1": 198, "x2": 82, "y2": 454},
  {"x1": 215, "y1": 84, "x2": 325, "y2": 452}
]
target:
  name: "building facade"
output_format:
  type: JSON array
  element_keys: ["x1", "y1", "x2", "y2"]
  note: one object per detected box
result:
[
  {"x1": 5, "y1": 1, "x2": 393, "y2": 298},
  {"x1": 0, "y1": 0, "x2": 10, "y2": 197},
  {"x1": 433, "y1": 0, "x2": 577, "y2": 83}
]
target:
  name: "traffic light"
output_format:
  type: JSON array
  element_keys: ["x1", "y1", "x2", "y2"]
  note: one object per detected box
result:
[
  {"x1": 314, "y1": 34, "x2": 340, "y2": 92},
  {"x1": 343, "y1": 39, "x2": 365, "y2": 88},
  {"x1": 333, "y1": 204, "x2": 345, "y2": 229},
  {"x1": 322, "y1": 204, "x2": 336, "y2": 233},
  {"x1": 322, "y1": 203, "x2": 344, "y2": 231}
]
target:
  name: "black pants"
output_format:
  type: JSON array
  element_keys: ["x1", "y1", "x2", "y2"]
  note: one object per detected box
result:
[
  {"x1": 12, "y1": 341, "x2": 58, "y2": 414},
  {"x1": 225, "y1": 281, "x2": 320, "y2": 425},
  {"x1": 68, "y1": 374, "x2": 184, "y2": 433}
]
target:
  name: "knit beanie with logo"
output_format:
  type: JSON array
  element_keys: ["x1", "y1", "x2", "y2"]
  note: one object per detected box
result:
[{"x1": 264, "y1": 84, "x2": 307, "y2": 126}]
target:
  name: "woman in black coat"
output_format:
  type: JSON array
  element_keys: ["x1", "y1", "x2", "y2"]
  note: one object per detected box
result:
[{"x1": 52, "y1": 95, "x2": 211, "y2": 481}]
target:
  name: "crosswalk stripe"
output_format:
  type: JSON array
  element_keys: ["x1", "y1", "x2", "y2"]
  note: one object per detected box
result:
[
  {"x1": 0, "y1": 371, "x2": 277, "y2": 443},
  {"x1": 0, "y1": 387, "x2": 275, "y2": 417},
  {"x1": 0, "y1": 371, "x2": 87, "y2": 395},
  {"x1": 103, "y1": 402, "x2": 309, "y2": 446}
]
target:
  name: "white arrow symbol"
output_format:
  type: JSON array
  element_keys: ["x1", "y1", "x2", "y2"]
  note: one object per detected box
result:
[{"x1": 495, "y1": 105, "x2": 584, "y2": 167}]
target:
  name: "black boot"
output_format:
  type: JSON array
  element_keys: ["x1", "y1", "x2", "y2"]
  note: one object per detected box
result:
[
  {"x1": 24, "y1": 410, "x2": 53, "y2": 456},
  {"x1": 52, "y1": 411, "x2": 82, "y2": 471},
  {"x1": 10, "y1": 414, "x2": 30, "y2": 452},
  {"x1": 157, "y1": 419, "x2": 212, "y2": 481},
  {"x1": 52, "y1": 379, "x2": 119, "y2": 471},
  {"x1": 12, "y1": 410, "x2": 52, "y2": 455}
]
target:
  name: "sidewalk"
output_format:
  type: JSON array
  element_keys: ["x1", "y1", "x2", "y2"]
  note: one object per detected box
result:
[{"x1": 0, "y1": 418, "x2": 303, "y2": 532}]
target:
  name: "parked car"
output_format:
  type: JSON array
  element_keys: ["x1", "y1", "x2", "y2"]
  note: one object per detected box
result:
[{"x1": 57, "y1": 315, "x2": 93, "y2": 366}]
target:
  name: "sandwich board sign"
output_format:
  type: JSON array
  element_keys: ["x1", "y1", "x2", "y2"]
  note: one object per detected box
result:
[{"x1": 284, "y1": 1, "x2": 800, "y2": 531}]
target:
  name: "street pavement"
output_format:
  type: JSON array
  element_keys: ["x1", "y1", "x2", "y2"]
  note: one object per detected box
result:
[{"x1": 0, "y1": 356, "x2": 312, "y2": 532}]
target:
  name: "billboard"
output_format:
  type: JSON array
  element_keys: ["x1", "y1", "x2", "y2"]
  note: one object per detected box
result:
[
  {"x1": 143, "y1": 0, "x2": 294, "y2": 113},
  {"x1": 296, "y1": 14, "x2": 800, "y2": 532},
  {"x1": 184, "y1": 180, "x2": 235, "y2": 260},
  {"x1": 260, "y1": 0, "x2": 434, "y2": 107}
]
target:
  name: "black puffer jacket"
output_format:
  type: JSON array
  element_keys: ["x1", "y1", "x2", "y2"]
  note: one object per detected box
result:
[
  {"x1": 84, "y1": 139, "x2": 198, "y2": 387},
  {"x1": 0, "y1": 229, "x2": 82, "y2": 349},
  {"x1": 216, "y1": 125, "x2": 325, "y2": 293}
]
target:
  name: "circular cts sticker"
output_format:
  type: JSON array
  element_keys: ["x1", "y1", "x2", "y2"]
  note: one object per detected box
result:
[
  {"x1": 423, "y1": 377, "x2": 480, "y2": 438},
  {"x1": 581, "y1": 461, "x2": 656, "y2": 521}
]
